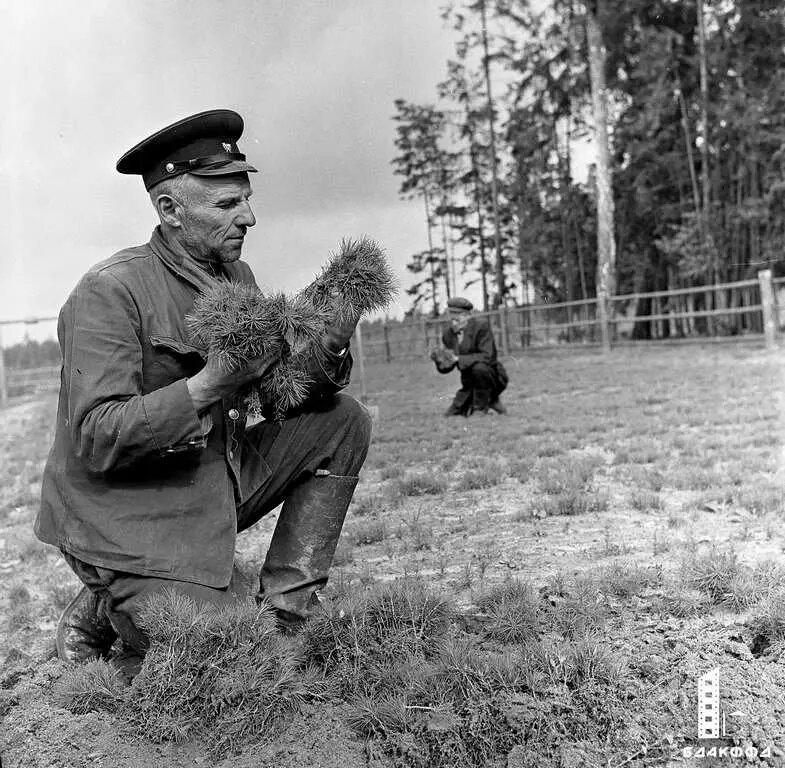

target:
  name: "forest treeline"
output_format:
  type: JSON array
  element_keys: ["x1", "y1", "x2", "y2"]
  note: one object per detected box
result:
[{"x1": 392, "y1": 0, "x2": 785, "y2": 321}]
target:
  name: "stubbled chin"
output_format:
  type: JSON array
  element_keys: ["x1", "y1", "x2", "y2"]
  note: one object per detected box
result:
[{"x1": 219, "y1": 246, "x2": 243, "y2": 263}]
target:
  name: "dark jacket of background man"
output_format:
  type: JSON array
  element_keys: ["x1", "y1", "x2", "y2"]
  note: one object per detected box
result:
[{"x1": 441, "y1": 316, "x2": 507, "y2": 414}]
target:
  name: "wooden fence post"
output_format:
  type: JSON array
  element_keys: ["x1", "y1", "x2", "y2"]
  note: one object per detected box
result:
[
  {"x1": 421, "y1": 316, "x2": 428, "y2": 355},
  {"x1": 355, "y1": 322, "x2": 368, "y2": 404},
  {"x1": 597, "y1": 295, "x2": 611, "y2": 352},
  {"x1": 383, "y1": 323, "x2": 391, "y2": 363},
  {"x1": 0, "y1": 325, "x2": 6, "y2": 408},
  {"x1": 758, "y1": 269, "x2": 777, "y2": 350},
  {"x1": 499, "y1": 306, "x2": 510, "y2": 356}
]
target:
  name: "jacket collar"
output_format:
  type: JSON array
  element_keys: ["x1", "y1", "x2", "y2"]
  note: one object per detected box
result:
[{"x1": 148, "y1": 226, "x2": 246, "y2": 293}]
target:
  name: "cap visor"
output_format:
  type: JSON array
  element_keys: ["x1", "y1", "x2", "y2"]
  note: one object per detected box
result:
[{"x1": 188, "y1": 160, "x2": 258, "y2": 177}]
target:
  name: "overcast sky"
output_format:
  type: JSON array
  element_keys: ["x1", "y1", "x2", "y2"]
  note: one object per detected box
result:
[{"x1": 1, "y1": 0, "x2": 458, "y2": 341}]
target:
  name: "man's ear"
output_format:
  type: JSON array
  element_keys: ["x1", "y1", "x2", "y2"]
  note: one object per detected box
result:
[{"x1": 154, "y1": 194, "x2": 182, "y2": 228}]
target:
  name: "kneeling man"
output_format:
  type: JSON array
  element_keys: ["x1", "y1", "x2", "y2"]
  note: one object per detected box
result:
[
  {"x1": 433, "y1": 297, "x2": 508, "y2": 416},
  {"x1": 35, "y1": 109, "x2": 371, "y2": 674}
]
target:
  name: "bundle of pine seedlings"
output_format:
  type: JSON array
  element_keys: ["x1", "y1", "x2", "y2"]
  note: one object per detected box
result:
[
  {"x1": 299, "y1": 236, "x2": 397, "y2": 326},
  {"x1": 186, "y1": 282, "x2": 327, "y2": 418},
  {"x1": 186, "y1": 237, "x2": 395, "y2": 420}
]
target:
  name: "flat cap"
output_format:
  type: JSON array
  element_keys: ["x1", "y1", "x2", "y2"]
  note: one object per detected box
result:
[
  {"x1": 116, "y1": 109, "x2": 257, "y2": 190},
  {"x1": 447, "y1": 297, "x2": 474, "y2": 312}
]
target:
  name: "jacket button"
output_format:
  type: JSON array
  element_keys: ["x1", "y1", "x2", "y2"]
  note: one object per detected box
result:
[{"x1": 228, "y1": 408, "x2": 240, "y2": 420}]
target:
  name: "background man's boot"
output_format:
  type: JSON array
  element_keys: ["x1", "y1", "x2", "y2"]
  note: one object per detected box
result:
[
  {"x1": 56, "y1": 586, "x2": 117, "y2": 663},
  {"x1": 259, "y1": 471, "x2": 359, "y2": 626}
]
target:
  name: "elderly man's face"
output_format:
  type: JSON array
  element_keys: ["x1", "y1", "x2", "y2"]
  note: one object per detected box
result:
[
  {"x1": 450, "y1": 311, "x2": 470, "y2": 332},
  {"x1": 179, "y1": 173, "x2": 256, "y2": 263}
]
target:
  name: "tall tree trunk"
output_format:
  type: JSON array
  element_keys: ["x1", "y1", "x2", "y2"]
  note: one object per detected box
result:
[
  {"x1": 572, "y1": 214, "x2": 588, "y2": 301},
  {"x1": 438, "y1": 210, "x2": 452, "y2": 300},
  {"x1": 423, "y1": 190, "x2": 440, "y2": 317},
  {"x1": 447, "y1": 211, "x2": 458, "y2": 297},
  {"x1": 697, "y1": 0, "x2": 714, "y2": 282},
  {"x1": 555, "y1": 122, "x2": 575, "y2": 306},
  {"x1": 469, "y1": 138, "x2": 491, "y2": 311},
  {"x1": 586, "y1": 1, "x2": 616, "y2": 350},
  {"x1": 480, "y1": 0, "x2": 505, "y2": 307},
  {"x1": 677, "y1": 85, "x2": 703, "y2": 224}
]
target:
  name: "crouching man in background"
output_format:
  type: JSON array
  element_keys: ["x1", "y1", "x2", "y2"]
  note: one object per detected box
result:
[
  {"x1": 431, "y1": 297, "x2": 509, "y2": 417},
  {"x1": 34, "y1": 109, "x2": 371, "y2": 677}
]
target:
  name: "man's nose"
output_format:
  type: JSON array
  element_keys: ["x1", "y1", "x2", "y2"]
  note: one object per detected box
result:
[{"x1": 237, "y1": 200, "x2": 256, "y2": 228}]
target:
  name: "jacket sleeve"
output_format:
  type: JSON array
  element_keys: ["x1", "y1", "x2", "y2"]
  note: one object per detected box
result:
[
  {"x1": 65, "y1": 270, "x2": 205, "y2": 474},
  {"x1": 457, "y1": 322, "x2": 495, "y2": 370}
]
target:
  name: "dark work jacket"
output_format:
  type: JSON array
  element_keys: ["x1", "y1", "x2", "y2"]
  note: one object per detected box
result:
[
  {"x1": 441, "y1": 316, "x2": 498, "y2": 370},
  {"x1": 35, "y1": 227, "x2": 351, "y2": 588}
]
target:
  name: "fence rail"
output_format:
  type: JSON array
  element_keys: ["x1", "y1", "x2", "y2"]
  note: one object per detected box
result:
[
  {"x1": 358, "y1": 270, "x2": 779, "y2": 363},
  {"x1": 1, "y1": 271, "x2": 781, "y2": 407}
]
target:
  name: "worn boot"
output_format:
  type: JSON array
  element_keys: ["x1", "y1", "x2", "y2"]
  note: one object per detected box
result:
[
  {"x1": 259, "y1": 471, "x2": 359, "y2": 627},
  {"x1": 472, "y1": 387, "x2": 493, "y2": 414},
  {"x1": 489, "y1": 398, "x2": 508, "y2": 415},
  {"x1": 56, "y1": 586, "x2": 117, "y2": 663}
]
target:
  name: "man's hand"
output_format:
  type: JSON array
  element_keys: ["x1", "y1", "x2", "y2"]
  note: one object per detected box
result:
[
  {"x1": 187, "y1": 348, "x2": 282, "y2": 413},
  {"x1": 323, "y1": 293, "x2": 358, "y2": 354},
  {"x1": 430, "y1": 347, "x2": 458, "y2": 373}
]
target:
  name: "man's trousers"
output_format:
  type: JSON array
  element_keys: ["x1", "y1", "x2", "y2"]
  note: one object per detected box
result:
[{"x1": 63, "y1": 393, "x2": 372, "y2": 654}]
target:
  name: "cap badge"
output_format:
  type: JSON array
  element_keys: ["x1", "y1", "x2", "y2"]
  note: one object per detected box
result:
[{"x1": 222, "y1": 142, "x2": 232, "y2": 152}]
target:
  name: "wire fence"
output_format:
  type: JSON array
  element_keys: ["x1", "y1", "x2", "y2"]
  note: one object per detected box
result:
[
  {"x1": 359, "y1": 270, "x2": 780, "y2": 363},
  {"x1": 1, "y1": 270, "x2": 781, "y2": 406}
]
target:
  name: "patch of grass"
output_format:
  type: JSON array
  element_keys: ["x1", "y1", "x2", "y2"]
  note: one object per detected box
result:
[
  {"x1": 56, "y1": 660, "x2": 127, "y2": 714},
  {"x1": 476, "y1": 580, "x2": 540, "y2": 643},
  {"x1": 343, "y1": 639, "x2": 524, "y2": 768},
  {"x1": 670, "y1": 467, "x2": 726, "y2": 492},
  {"x1": 623, "y1": 466, "x2": 666, "y2": 492},
  {"x1": 681, "y1": 547, "x2": 742, "y2": 604},
  {"x1": 734, "y1": 485, "x2": 784, "y2": 516},
  {"x1": 400, "y1": 508, "x2": 434, "y2": 551},
  {"x1": 629, "y1": 489, "x2": 664, "y2": 513},
  {"x1": 125, "y1": 591, "x2": 320, "y2": 757},
  {"x1": 543, "y1": 575, "x2": 609, "y2": 638},
  {"x1": 595, "y1": 562, "x2": 663, "y2": 598},
  {"x1": 528, "y1": 490, "x2": 609, "y2": 518},
  {"x1": 550, "y1": 634, "x2": 627, "y2": 688},
  {"x1": 660, "y1": 585, "x2": 713, "y2": 617},
  {"x1": 623, "y1": 439, "x2": 664, "y2": 464},
  {"x1": 395, "y1": 471, "x2": 447, "y2": 497},
  {"x1": 749, "y1": 587, "x2": 785, "y2": 649},
  {"x1": 507, "y1": 457, "x2": 534, "y2": 482},
  {"x1": 679, "y1": 548, "x2": 782, "y2": 609},
  {"x1": 380, "y1": 464, "x2": 404, "y2": 481},
  {"x1": 534, "y1": 453, "x2": 604, "y2": 495},
  {"x1": 455, "y1": 461, "x2": 504, "y2": 491},
  {"x1": 349, "y1": 518, "x2": 386, "y2": 546},
  {"x1": 349, "y1": 494, "x2": 380, "y2": 517},
  {"x1": 303, "y1": 579, "x2": 455, "y2": 697},
  {"x1": 666, "y1": 511, "x2": 684, "y2": 529}
]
